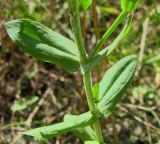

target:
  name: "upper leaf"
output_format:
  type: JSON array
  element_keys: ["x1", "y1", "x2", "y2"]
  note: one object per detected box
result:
[
  {"x1": 121, "y1": 0, "x2": 140, "y2": 12},
  {"x1": 5, "y1": 19, "x2": 80, "y2": 72},
  {"x1": 80, "y1": 0, "x2": 93, "y2": 11},
  {"x1": 81, "y1": 17, "x2": 132, "y2": 74},
  {"x1": 97, "y1": 55, "x2": 137, "y2": 117},
  {"x1": 22, "y1": 111, "x2": 96, "y2": 139}
]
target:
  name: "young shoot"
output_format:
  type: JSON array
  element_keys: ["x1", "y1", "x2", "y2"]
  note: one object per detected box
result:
[{"x1": 5, "y1": 0, "x2": 140, "y2": 143}]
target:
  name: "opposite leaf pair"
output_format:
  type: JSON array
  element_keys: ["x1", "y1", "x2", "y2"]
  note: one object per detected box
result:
[
  {"x1": 22, "y1": 55, "x2": 137, "y2": 140},
  {"x1": 5, "y1": 14, "x2": 131, "y2": 74},
  {"x1": 4, "y1": 1, "x2": 138, "y2": 75}
]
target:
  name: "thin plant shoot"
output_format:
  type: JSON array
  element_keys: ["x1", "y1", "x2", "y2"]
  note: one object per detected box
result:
[{"x1": 5, "y1": 0, "x2": 140, "y2": 143}]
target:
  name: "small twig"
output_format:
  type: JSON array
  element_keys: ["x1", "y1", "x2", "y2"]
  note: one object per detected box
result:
[
  {"x1": 137, "y1": 17, "x2": 150, "y2": 72},
  {"x1": 12, "y1": 132, "x2": 22, "y2": 144},
  {"x1": 150, "y1": 111, "x2": 160, "y2": 125},
  {"x1": 125, "y1": 103, "x2": 156, "y2": 112},
  {"x1": 11, "y1": 61, "x2": 33, "y2": 142},
  {"x1": 12, "y1": 85, "x2": 52, "y2": 143},
  {"x1": 136, "y1": 17, "x2": 152, "y2": 143},
  {"x1": 122, "y1": 103, "x2": 160, "y2": 134},
  {"x1": 8, "y1": 127, "x2": 26, "y2": 131},
  {"x1": 92, "y1": 0, "x2": 100, "y2": 40},
  {"x1": 119, "y1": 106, "x2": 160, "y2": 135},
  {"x1": 110, "y1": 115, "x2": 120, "y2": 144},
  {"x1": 144, "y1": 114, "x2": 152, "y2": 144},
  {"x1": 25, "y1": 87, "x2": 52, "y2": 127},
  {"x1": 133, "y1": 115, "x2": 160, "y2": 135}
]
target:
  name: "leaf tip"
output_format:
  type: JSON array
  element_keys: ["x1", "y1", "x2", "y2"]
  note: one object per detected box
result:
[{"x1": 21, "y1": 130, "x2": 30, "y2": 137}]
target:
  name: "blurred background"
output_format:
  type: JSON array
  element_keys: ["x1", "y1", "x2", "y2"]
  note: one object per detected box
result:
[{"x1": 0, "y1": 0, "x2": 160, "y2": 144}]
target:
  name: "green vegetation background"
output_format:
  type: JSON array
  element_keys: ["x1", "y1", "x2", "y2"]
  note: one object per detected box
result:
[{"x1": 0, "y1": 0, "x2": 160, "y2": 144}]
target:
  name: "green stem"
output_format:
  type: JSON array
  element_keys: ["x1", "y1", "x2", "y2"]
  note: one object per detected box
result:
[
  {"x1": 68, "y1": 0, "x2": 104, "y2": 143},
  {"x1": 90, "y1": 10, "x2": 128, "y2": 59},
  {"x1": 93, "y1": 119, "x2": 104, "y2": 144},
  {"x1": 83, "y1": 72, "x2": 96, "y2": 113},
  {"x1": 83, "y1": 71, "x2": 104, "y2": 144},
  {"x1": 68, "y1": 0, "x2": 87, "y2": 64}
]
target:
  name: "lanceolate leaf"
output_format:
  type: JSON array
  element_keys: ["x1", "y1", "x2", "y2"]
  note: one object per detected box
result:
[
  {"x1": 81, "y1": 16, "x2": 132, "y2": 74},
  {"x1": 64, "y1": 114, "x2": 97, "y2": 141},
  {"x1": 97, "y1": 55, "x2": 137, "y2": 117},
  {"x1": 89, "y1": 10, "x2": 128, "y2": 59},
  {"x1": 23, "y1": 111, "x2": 96, "y2": 139},
  {"x1": 80, "y1": 0, "x2": 93, "y2": 10},
  {"x1": 121, "y1": 0, "x2": 140, "y2": 12},
  {"x1": 5, "y1": 19, "x2": 80, "y2": 72}
]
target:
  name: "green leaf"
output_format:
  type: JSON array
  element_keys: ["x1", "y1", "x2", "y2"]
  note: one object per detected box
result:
[
  {"x1": 64, "y1": 114, "x2": 97, "y2": 141},
  {"x1": 99, "y1": 6, "x2": 119, "y2": 15},
  {"x1": 68, "y1": 0, "x2": 78, "y2": 13},
  {"x1": 92, "y1": 83, "x2": 99, "y2": 102},
  {"x1": 89, "y1": 10, "x2": 128, "y2": 59},
  {"x1": 5, "y1": 19, "x2": 80, "y2": 72},
  {"x1": 11, "y1": 96, "x2": 39, "y2": 112},
  {"x1": 81, "y1": 16, "x2": 132, "y2": 74},
  {"x1": 80, "y1": 0, "x2": 92, "y2": 10},
  {"x1": 85, "y1": 141, "x2": 99, "y2": 144},
  {"x1": 98, "y1": 55, "x2": 137, "y2": 117},
  {"x1": 121, "y1": 0, "x2": 140, "y2": 12},
  {"x1": 146, "y1": 54, "x2": 160, "y2": 64},
  {"x1": 22, "y1": 111, "x2": 96, "y2": 139}
]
